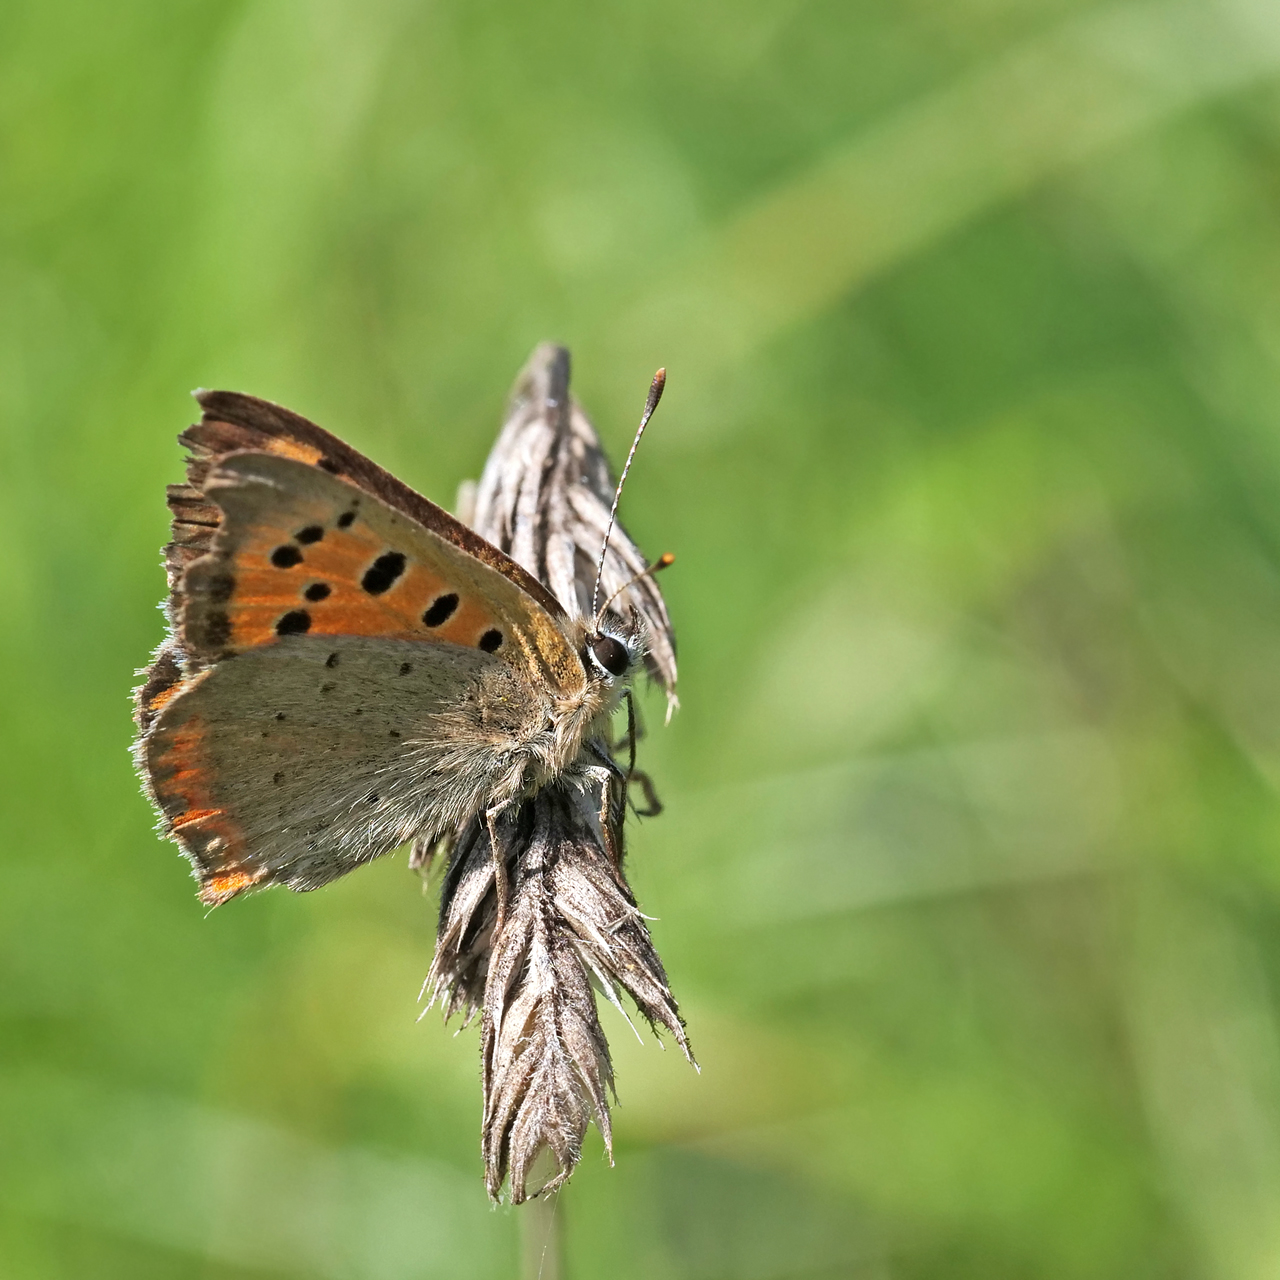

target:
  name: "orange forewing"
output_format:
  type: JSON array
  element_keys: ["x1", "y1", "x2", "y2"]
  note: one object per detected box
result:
[
  {"x1": 180, "y1": 451, "x2": 585, "y2": 691},
  {"x1": 183, "y1": 391, "x2": 565, "y2": 621},
  {"x1": 206, "y1": 497, "x2": 506, "y2": 652}
]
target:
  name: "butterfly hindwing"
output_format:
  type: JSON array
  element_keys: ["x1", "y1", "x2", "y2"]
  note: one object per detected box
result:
[{"x1": 145, "y1": 635, "x2": 537, "y2": 903}]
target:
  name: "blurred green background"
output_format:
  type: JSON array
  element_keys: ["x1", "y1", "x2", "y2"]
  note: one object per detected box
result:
[{"x1": 7, "y1": 0, "x2": 1280, "y2": 1276}]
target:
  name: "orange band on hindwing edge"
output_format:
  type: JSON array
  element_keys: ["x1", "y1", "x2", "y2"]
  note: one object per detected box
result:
[{"x1": 147, "y1": 711, "x2": 265, "y2": 905}]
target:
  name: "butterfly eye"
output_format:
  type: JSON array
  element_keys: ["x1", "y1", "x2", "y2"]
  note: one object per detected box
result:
[{"x1": 589, "y1": 634, "x2": 630, "y2": 678}]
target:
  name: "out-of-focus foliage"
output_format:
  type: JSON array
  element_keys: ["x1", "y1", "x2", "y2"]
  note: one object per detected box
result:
[{"x1": 6, "y1": 0, "x2": 1280, "y2": 1276}]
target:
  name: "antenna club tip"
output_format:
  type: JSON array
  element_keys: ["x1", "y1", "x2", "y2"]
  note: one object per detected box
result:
[
  {"x1": 655, "y1": 552, "x2": 675, "y2": 568},
  {"x1": 645, "y1": 368, "x2": 667, "y2": 414}
]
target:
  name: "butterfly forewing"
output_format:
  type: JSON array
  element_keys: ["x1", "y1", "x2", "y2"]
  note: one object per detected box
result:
[
  {"x1": 184, "y1": 452, "x2": 583, "y2": 686},
  {"x1": 180, "y1": 390, "x2": 568, "y2": 622}
]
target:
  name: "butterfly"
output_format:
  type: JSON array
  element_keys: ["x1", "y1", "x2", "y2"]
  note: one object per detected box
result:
[{"x1": 134, "y1": 348, "x2": 671, "y2": 911}]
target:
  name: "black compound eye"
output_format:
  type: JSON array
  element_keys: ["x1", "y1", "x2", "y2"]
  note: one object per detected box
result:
[{"x1": 589, "y1": 634, "x2": 630, "y2": 677}]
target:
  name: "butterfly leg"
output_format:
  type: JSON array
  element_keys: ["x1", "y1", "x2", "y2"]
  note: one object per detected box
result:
[
  {"x1": 596, "y1": 768, "x2": 623, "y2": 870},
  {"x1": 620, "y1": 687, "x2": 647, "y2": 761},
  {"x1": 618, "y1": 689, "x2": 662, "y2": 816},
  {"x1": 626, "y1": 768, "x2": 664, "y2": 818},
  {"x1": 584, "y1": 743, "x2": 628, "y2": 869}
]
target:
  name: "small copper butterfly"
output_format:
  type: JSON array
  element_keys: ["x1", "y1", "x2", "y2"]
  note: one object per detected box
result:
[{"x1": 133, "y1": 347, "x2": 672, "y2": 909}]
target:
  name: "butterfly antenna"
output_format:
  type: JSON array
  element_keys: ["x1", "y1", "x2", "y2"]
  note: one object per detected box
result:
[
  {"x1": 591, "y1": 368, "x2": 666, "y2": 617},
  {"x1": 594, "y1": 553, "x2": 675, "y2": 629}
]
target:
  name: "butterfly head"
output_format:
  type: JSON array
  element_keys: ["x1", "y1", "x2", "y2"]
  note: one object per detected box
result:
[
  {"x1": 580, "y1": 608, "x2": 647, "y2": 686},
  {"x1": 580, "y1": 546, "x2": 674, "y2": 687}
]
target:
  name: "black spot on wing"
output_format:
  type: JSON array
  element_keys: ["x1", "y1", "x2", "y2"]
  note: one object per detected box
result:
[
  {"x1": 479, "y1": 629, "x2": 503, "y2": 653},
  {"x1": 276, "y1": 610, "x2": 311, "y2": 635},
  {"x1": 422, "y1": 593, "x2": 458, "y2": 626},
  {"x1": 337, "y1": 510, "x2": 356, "y2": 528},
  {"x1": 304, "y1": 582, "x2": 331, "y2": 601},
  {"x1": 325, "y1": 652, "x2": 339, "y2": 668},
  {"x1": 399, "y1": 662, "x2": 412, "y2": 676},
  {"x1": 296, "y1": 525, "x2": 324, "y2": 544},
  {"x1": 271, "y1": 545, "x2": 303, "y2": 569},
  {"x1": 362, "y1": 551, "x2": 406, "y2": 595}
]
